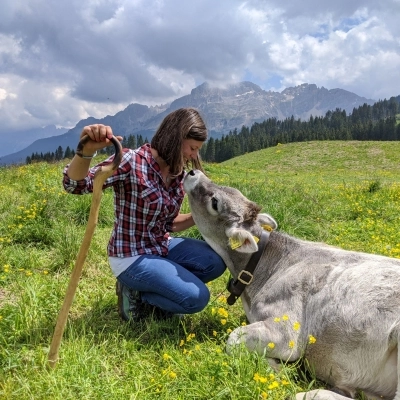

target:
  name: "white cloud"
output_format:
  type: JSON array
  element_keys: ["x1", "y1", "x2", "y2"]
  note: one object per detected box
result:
[{"x1": 0, "y1": 0, "x2": 399, "y2": 135}]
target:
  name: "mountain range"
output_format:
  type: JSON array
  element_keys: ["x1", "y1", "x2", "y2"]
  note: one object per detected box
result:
[{"x1": 0, "y1": 82, "x2": 377, "y2": 165}]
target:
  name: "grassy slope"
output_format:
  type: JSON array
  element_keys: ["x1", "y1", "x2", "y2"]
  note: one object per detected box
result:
[
  {"x1": 221, "y1": 140, "x2": 399, "y2": 178},
  {"x1": 0, "y1": 141, "x2": 399, "y2": 399}
]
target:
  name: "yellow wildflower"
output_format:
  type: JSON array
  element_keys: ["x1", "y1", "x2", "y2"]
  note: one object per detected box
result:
[
  {"x1": 267, "y1": 342, "x2": 275, "y2": 349},
  {"x1": 268, "y1": 381, "x2": 279, "y2": 390},
  {"x1": 289, "y1": 340, "x2": 295, "y2": 349},
  {"x1": 186, "y1": 333, "x2": 195, "y2": 341},
  {"x1": 218, "y1": 307, "x2": 228, "y2": 318},
  {"x1": 282, "y1": 314, "x2": 289, "y2": 321},
  {"x1": 162, "y1": 353, "x2": 170, "y2": 361},
  {"x1": 308, "y1": 335, "x2": 317, "y2": 344},
  {"x1": 220, "y1": 319, "x2": 227, "y2": 325},
  {"x1": 274, "y1": 317, "x2": 281, "y2": 322},
  {"x1": 293, "y1": 321, "x2": 301, "y2": 331},
  {"x1": 218, "y1": 296, "x2": 227, "y2": 303},
  {"x1": 168, "y1": 371, "x2": 177, "y2": 379},
  {"x1": 253, "y1": 372, "x2": 261, "y2": 382}
]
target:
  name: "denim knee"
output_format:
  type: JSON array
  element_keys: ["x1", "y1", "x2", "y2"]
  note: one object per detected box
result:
[
  {"x1": 182, "y1": 285, "x2": 210, "y2": 314},
  {"x1": 206, "y1": 256, "x2": 226, "y2": 282}
]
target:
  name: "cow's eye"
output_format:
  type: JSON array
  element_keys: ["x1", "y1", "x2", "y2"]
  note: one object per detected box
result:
[{"x1": 211, "y1": 197, "x2": 218, "y2": 211}]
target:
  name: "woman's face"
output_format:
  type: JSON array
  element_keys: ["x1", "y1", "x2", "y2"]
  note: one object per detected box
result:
[{"x1": 182, "y1": 139, "x2": 204, "y2": 163}]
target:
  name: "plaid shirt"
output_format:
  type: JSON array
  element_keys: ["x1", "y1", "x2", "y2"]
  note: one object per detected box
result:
[{"x1": 63, "y1": 144, "x2": 185, "y2": 258}]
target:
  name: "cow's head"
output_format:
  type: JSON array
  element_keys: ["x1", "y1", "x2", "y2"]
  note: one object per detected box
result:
[{"x1": 183, "y1": 170, "x2": 277, "y2": 269}]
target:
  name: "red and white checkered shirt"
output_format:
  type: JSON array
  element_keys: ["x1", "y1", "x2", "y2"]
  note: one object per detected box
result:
[{"x1": 63, "y1": 144, "x2": 185, "y2": 258}]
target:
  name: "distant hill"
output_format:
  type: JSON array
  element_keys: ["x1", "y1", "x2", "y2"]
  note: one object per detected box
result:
[
  {"x1": 0, "y1": 82, "x2": 376, "y2": 165},
  {"x1": 0, "y1": 125, "x2": 68, "y2": 158}
]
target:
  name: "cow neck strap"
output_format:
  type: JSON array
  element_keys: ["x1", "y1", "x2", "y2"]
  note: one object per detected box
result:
[{"x1": 226, "y1": 230, "x2": 270, "y2": 306}]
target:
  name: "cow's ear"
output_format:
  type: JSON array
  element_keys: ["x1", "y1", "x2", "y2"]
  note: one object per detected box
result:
[
  {"x1": 257, "y1": 213, "x2": 278, "y2": 231},
  {"x1": 226, "y1": 227, "x2": 259, "y2": 253}
]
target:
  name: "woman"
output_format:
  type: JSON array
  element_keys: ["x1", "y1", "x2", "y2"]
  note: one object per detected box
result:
[{"x1": 63, "y1": 108, "x2": 226, "y2": 322}]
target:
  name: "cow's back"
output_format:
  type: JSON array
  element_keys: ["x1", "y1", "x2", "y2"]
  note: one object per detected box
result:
[{"x1": 246, "y1": 233, "x2": 400, "y2": 398}]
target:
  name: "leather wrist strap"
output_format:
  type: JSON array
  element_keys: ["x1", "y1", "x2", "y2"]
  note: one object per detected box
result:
[{"x1": 76, "y1": 150, "x2": 97, "y2": 159}]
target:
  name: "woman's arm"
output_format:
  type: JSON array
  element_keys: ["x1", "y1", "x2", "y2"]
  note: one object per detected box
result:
[{"x1": 171, "y1": 213, "x2": 195, "y2": 232}]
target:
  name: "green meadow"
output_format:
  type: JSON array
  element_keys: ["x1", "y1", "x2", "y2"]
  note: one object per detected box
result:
[{"x1": 0, "y1": 140, "x2": 399, "y2": 399}]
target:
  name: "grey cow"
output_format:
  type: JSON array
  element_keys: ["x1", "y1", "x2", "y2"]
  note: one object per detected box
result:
[{"x1": 183, "y1": 169, "x2": 400, "y2": 400}]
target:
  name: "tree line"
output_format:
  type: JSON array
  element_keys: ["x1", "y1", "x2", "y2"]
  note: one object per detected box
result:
[
  {"x1": 25, "y1": 134, "x2": 149, "y2": 164},
  {"x1": 200, "y1": 96, "x2": 400, "y2": 162},
  {"x1": 26, "y1": 96, "x2": 400, "y2": 165}
]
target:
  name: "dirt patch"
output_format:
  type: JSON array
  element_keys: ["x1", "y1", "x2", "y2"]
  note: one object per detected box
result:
[
  {"x1": 367, "y1": 147, "x2": 384, "y2": 156},
  {"x1": 0, "y1": 288, "x2": 10, "y2": 307}
]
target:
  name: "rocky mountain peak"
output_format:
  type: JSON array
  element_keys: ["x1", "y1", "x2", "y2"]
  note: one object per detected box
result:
[{"x1": 0, "y1": 81, "x2": 378, "y2": 165}]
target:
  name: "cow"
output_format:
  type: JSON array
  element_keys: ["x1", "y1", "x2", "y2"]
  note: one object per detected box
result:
[{"x1": 183, "y1": 169, "x2": 400, "y2": 400}]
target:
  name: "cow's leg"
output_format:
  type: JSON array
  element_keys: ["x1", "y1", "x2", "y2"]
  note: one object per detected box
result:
[
  {"x1": 226, "y1": 320, "x2": 301, "y2": 362},
  {"x1": 295, "y1": 389, "x2": 352, "y2": 400}
]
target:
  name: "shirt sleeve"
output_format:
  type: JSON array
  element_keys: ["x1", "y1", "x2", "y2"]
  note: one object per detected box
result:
[{"x1": 62, "y1": 149, "x2": 133, "y2": 194}]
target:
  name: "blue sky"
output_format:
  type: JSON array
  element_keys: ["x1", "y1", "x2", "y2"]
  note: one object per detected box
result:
[{"x1": 0, "y1": 0, "x2": 399, "y2": 135}]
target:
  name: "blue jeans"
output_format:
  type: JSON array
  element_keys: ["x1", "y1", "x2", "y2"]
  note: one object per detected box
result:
[{"x1": 117, "y1": 237, "x2": 226, "y2": 314}]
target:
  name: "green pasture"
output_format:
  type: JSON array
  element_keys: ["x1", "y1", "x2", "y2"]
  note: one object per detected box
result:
[{"x1": 0, "y1": 141, "x2": 399, "y2": 399}]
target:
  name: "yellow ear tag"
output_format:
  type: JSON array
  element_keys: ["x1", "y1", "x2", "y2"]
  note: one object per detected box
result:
[
  {"x1": 229, "y1": 237, "x2": 243, "y2": 250},
  {"x1": 261, "y1": 224, "x2": 273, "y2": 232},
  {"x1": 229, "y1": 236, "x2": 259, "y2": 250}
]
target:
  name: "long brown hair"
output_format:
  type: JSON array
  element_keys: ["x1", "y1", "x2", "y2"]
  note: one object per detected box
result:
[{"x1": 151, "y1": 108, "x2": 207, "y2": 175}]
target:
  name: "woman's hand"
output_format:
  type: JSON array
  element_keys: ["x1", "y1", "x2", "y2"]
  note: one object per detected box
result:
[
  {"x1": 172, "y1": 213, "x2": 195, "y2": 232},
  {"x1": 66, "y1": 125, "x2": 122, "y2": 180},
  {"x1": 80, "y1": 124, "x2": 123, "y2": 155}
]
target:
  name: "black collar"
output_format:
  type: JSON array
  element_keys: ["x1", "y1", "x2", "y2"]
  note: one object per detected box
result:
[{"x1": 226, "y1": 230, "x2": 270, "y2": 305}]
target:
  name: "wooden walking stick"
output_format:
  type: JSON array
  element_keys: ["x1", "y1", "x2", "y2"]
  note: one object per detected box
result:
[{"x1": 48, "y1": 135, "x2": 122, "y2": 369}]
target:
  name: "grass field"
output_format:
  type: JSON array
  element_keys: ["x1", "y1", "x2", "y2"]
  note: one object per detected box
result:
[{"x1": 1, "y1": 140, "x2": 399, "y2": 399}]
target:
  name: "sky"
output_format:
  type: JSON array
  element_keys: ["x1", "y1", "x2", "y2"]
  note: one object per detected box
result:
[{"x1": 0, "y1": 0, "x2": 399, "y2": 136}]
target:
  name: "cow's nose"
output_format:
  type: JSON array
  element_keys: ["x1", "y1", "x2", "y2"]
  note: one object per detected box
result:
[{"x1": 188, "y1": 170, "x2": 195, "y2": 176}]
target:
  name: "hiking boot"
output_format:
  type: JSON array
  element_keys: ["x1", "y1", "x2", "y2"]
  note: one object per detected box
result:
[
  {"x1": 146, "y1": 305, "x2": 182, "y2": 321},
  {"x1": 116, "y1": 281, "x2": 183, "y2": 322},
  {"x1": 116, "y1": 280, "x2": 143, "y2": 322}
]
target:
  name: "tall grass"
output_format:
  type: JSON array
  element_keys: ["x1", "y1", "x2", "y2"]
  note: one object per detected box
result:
[{"x1": 1, "y1": 141, "x2": 399, "y2": 399}]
